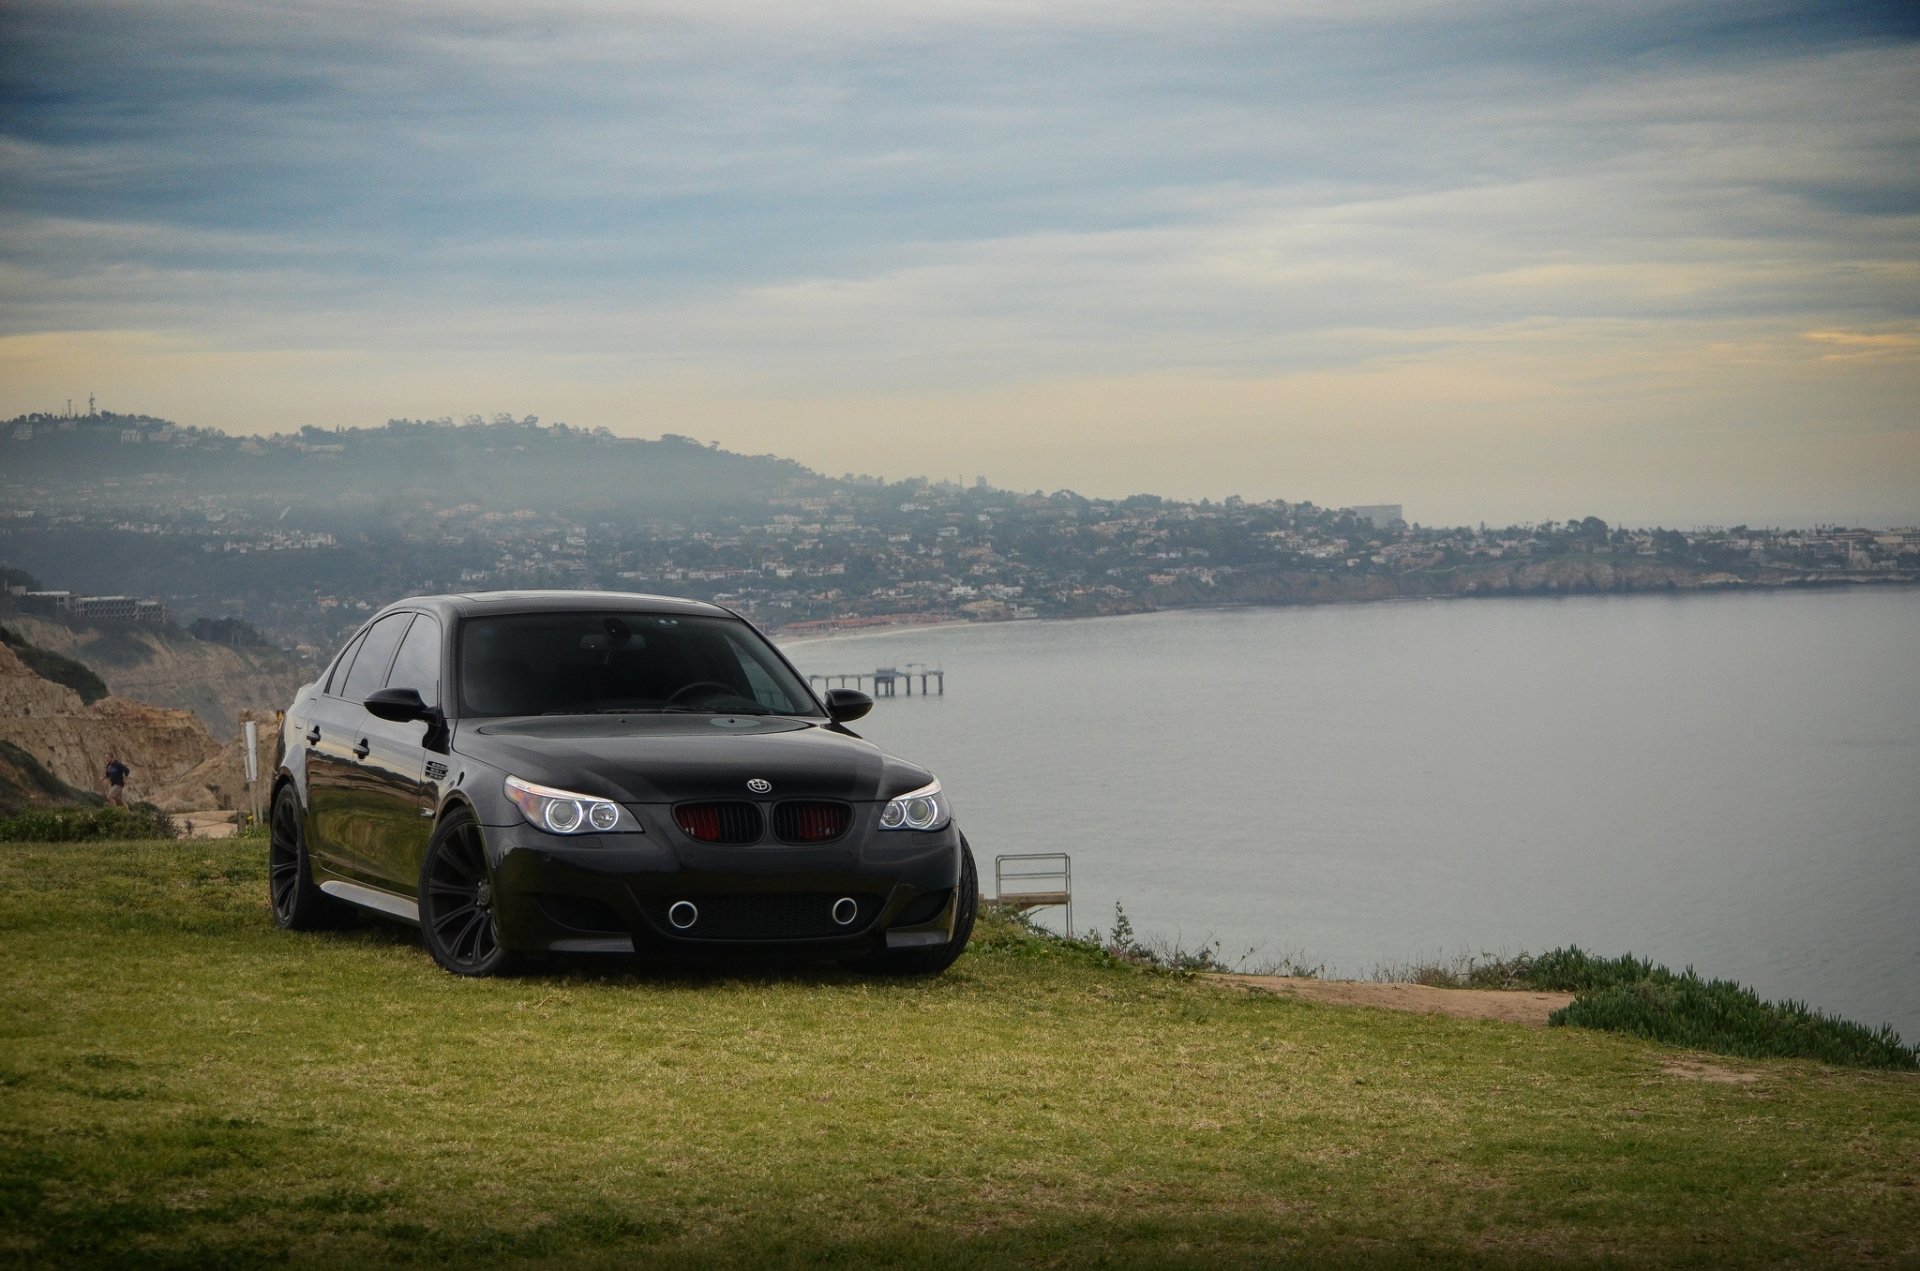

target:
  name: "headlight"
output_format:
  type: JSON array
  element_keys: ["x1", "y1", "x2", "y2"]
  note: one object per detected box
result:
[
  {"x1": 878, "y1": 779, "x2": 951, "y2": 832},
  {"x1": 505, "y1": 775, "x2": 625, "y2": 835}
]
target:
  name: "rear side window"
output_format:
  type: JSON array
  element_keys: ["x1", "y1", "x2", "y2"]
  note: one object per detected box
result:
[
  {"x1": 386, "y1": 615, "x2": 442, "y2": 708},
  {"x1": 324, "y1": 631, "x2": 367, "y2": 696},
  {"x1": 338, "y1": 613, "x2": 413, "y2": 704}
]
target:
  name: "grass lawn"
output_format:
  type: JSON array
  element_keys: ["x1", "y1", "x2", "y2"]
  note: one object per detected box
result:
[{"x1": 2, "y1": 840, "x2": 1916, "y2": 1268}]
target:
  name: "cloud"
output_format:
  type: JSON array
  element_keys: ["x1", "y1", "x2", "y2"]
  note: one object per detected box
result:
[
  {"x1": 1804, "y1": 326, "x2": 1920, "y2": 362},
  {"x1": 0, "y1": 0, "x2": 1915, "y2": 522}
]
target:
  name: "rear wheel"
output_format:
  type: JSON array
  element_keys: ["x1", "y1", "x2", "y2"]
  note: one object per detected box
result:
[
  {"x1": 853, "y1": 834, "x2": 978, "y2": 977},
  {"x1": 419, "y1": 808, "x2": 520, "y2": 977},
  {"x1": 268, "y1": 784, "x2": 349, "y2": 930}
]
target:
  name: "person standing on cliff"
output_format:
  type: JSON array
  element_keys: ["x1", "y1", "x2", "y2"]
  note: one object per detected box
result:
[{"x1": 104, "y1": 755, "x2": 130, "y2": 806}]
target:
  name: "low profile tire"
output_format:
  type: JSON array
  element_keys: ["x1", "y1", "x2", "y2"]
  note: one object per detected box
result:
[
  {"x1": 853, "y1": 834, "x2": 979, "y2": 977},
  {"x1": 268, "y1": 784, "x2": 349, "y2": 930},
  {"x1": 419, "y1": 807, "x2": 521, "y2": 977}
]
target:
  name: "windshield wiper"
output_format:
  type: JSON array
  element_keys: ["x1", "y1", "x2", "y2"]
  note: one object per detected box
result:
[
  {"x1": 541, "y1": 703, "x2": 665, "y2": 715},
  {"x1": 660, "y1": 703, "x2": 777, "y2": 715},
  {"x1": 538, "y1": 704, "x2": 779, "y2": 716}
]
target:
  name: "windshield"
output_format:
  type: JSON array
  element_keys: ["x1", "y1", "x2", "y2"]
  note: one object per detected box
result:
[{"x1": 456, "y1": 612, "x2": 821, "y2": 719}]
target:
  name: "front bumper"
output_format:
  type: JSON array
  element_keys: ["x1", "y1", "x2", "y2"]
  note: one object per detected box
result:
[{"x1": 487, "y1": 819, "x2": 964, "y2": 956}]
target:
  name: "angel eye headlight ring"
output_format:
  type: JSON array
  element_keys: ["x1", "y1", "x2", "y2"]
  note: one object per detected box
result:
[
  {"x1": 879, "y1": 780, "x2": 950, "y2": 832},
  {"x1": 504, "y1": 775, "x2": 624, "y2": 836}
]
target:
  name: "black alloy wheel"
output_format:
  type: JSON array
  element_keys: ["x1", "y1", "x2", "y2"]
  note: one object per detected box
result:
[
  {"x1": 420, "y1": 808, "x2": 519, "y2": 977},
  {"x1": 267, "y1": 784, "x2": 346, "y2": 930},
  {"x1": 852, "y1": 834, "x2": 979, "y2": 976}
]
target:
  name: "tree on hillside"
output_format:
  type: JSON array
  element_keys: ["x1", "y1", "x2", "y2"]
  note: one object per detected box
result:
[{"x1": 188, "y1": 617, "x2": 268, "y2": 647}]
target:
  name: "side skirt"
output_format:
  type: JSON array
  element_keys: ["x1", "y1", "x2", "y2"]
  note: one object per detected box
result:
[{"x1": 319, "y1": 880, "x2": 421, "y2": 924}]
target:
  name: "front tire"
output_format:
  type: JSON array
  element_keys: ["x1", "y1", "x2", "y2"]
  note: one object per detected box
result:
[
  {"x1": 268, "y1": 784, "x2": 348, "y2": 930},
  {"x1": 419, "y1": 808, "x2": 520, "y2": 977},
  {"x1": 853, "y1": 834, "x2": 978, "y2": 977}
]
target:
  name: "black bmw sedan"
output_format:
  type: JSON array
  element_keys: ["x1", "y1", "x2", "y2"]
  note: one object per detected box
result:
[{"x1": 269, "y1": 590, "x2": 976, "y2": 977}]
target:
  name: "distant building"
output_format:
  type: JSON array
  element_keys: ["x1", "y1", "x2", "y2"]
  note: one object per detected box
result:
[
  {"x1": 1348, "y1": 504, "x2": 1404, "y2": 529},
  {"x1": 17, "y1": 589, "x2": 168, "y2": 624},
  {"x1": 73, "y1": 595, "x2": 139, "y2": 622}
]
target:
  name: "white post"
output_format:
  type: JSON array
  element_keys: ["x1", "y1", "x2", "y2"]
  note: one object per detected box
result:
[{"x1": 243, "y1": 720, "x2": 260, "y2": 829}]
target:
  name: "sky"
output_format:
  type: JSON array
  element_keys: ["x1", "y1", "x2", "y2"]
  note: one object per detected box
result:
[{"x1": 2, "y1": 0, "x2": 1916, "y2": 527}]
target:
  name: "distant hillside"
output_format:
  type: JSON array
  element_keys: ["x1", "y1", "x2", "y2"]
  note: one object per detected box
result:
[
  {"x1": 2, "y1": 412, "x2": 826, "y2": 514},
  {"x1": 6, "y1": 407, "x2": 1911, "y2": 658},
  {"x1": 0, "y1": 410, "x2": 879, "y2": 652}
]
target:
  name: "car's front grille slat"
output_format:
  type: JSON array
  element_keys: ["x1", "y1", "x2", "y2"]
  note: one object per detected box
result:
[
  {"x1": 674, "y1": 801, "x2": 763, "y2": 844},
  {"x1": 772, "y1": 800, "x2": 851, "y2": 844},
  {"x1": 675, "y1": 799, "x2": 853, "y2": 845}
]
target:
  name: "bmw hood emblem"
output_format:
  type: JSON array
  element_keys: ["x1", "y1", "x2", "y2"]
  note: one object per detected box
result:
[{"x1": 746, "y1": 778, "x2": 772, "y2": 794}]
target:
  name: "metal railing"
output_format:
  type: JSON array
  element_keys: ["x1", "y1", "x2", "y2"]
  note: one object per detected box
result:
[{"x1": 991, "y1": 852, "x2": 1072, "y2": 936}]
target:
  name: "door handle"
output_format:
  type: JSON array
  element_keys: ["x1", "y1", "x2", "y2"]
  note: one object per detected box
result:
[
  {"x1": 305, "y1": 726, "x2": 322, "y2": 745},
  {"x1": 352, "y1": 738, "x2": 371, "y2": 760}
]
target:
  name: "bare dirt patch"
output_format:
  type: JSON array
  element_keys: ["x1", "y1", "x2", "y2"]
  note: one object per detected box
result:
[
  {"x1": 1659, "y1": 1057, "x2": 1762, "y2": 1084},
  {"x1": 1211, "y1": 974, "x2": 1575, "y2": 1027},
  {"x1": 176, "y1": 809, "x2": 242, "y2": 839}
]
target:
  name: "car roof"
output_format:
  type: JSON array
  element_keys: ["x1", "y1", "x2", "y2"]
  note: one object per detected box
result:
[{"x1": 375, "y1": 590, "x2": 738, "y2": 624}]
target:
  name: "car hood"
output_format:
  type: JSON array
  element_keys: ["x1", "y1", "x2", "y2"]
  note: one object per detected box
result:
[{"x1": 452, "y1": 713, "x2": 930, "y2": 804}]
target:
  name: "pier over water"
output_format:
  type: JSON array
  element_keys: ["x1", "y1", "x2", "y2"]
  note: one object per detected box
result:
[{"x1": 806, "y1": 662, "x2": 945, "y2": 697}]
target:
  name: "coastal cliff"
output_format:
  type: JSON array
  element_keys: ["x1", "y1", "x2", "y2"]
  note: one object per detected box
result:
[
  {"x1": 1141, "y1": 556, "x2": 1875, "y2": 610},
  {"x1": 0, "y1": 641, "x2": 227, "y2": 811},
  {"x1": 0, "y1": 615, "x2": 305, "y2": 740}
]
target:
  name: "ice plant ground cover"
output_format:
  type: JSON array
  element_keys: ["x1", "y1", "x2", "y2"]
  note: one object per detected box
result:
[{"x1": 1, "y1": 840, "x2": 1916, "y2": 1268}]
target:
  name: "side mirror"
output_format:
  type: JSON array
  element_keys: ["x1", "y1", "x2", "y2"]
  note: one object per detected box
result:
[
  {"x1": 823, "y1": 688, "x2": 873, "y2": 723},
  {"x1": 364, "y1": 686, "x2": 435, "y2": 723}
]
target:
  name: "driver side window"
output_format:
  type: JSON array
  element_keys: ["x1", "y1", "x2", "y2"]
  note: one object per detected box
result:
[{"x1": 385, "y1": 615, "x2": 442, "y2": 708}]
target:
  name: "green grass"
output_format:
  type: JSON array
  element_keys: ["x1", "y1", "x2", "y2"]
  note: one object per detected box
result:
[{"x1": 2, "y1": 841, "x2": 1917, "y2": 1268}]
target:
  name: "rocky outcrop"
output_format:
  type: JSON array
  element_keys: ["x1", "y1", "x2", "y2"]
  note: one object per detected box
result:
[
  {"x1": 0, "y1": 615, "x2": 308, "y2": 740},
  {"x1": 0, "y1": 739, "x2": 95, "y2": 814},
  {"x1": 0, "y1": 642, "x2": 223, "y2": 812},
  {"x1": 151, "y1": 708, "x2": 284, "y2": 816},
  {"x1": 1429, "y1": 557, "x2": 1772, "y2": 597}
]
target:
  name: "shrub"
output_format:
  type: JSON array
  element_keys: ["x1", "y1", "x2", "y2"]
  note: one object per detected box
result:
[
  {"x1": 1372, "y1": 951, "x2": 1536, "y2": 989},
  {"x1": 1552, "y1": 974, "x2": 1918, "y2": 1072},
  {"x1": 1372, "y1": 943, "x2": 1917, "y2": 1071},
  {"x1": 1525, "y1": 946, "x2": 1665, "y2": 992},
  {"x1": 1104, "y1": 901, "x2": 1248, "y2": 974},
  {"x1": 0, "y1": 803, "x2": 178, "y2": 843}
]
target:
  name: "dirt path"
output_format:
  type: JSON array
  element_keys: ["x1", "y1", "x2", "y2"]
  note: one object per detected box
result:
[
  {"x1": 1210, "y1": 974, "x2": 1576, "y2": 1027},
  {"x1": 176, "y1": 809, "x2": 242, "y2": 839}
]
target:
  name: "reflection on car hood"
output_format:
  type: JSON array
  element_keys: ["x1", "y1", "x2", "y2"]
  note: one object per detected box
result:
[{"x1": 455, "y1": 713, "x2": 925, "y2": 803}]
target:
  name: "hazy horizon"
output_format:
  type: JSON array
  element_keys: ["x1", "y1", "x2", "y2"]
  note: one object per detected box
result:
[
  {"x1": 3, "y1": 1, "x2": 1916, "y2": 528},
  {"x1": 10, "y1": 407, "x2": 1914, "y2": 532}
]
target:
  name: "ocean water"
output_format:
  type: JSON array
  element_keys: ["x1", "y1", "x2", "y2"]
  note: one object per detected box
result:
[{"x1": 785, "y1": 588, "x2": 1920, "y2": 1040}]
